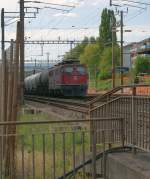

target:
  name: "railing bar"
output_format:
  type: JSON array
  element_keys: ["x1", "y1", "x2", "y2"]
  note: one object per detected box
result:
[
  {"x1": 32, "y1": 134, "x2": 35, "y2": 179},
  {"x1": 135, "y1": 98, "x2": 138, "y2": 146},
  {"x1": 52, "y1": 133, "x2": 56, "y2": 179},
  {"x1": 140, "y1": 99, "x2": 142, "y2": 147},
  {"x1": 0, "y1": 118, "x2": 124, "y2": 126},
  {"x1": 21, "y1": 135, "x2": 25, "y2": 179},
  {"x1": 92, "y1": 123, "x2": 96, "y2": 179},
  {"x1": 126, "y1": 97, "x2": 129, "y2": 142},
  {"x1": 72, "y1": 132, "x2": 76, "y2": 178},
  {"x1": 97, "y1": 109, "x2": 100, "y2": 143},
  {"x1": 116, "y1": 119, "x2": 118, "y2": 142},
  {"x1": 42, "y1": 134, "x2": 46, "y2": 179},
  {"x1": 82, "y1": 132, "x2": 85, "y2": 179},
  {"x1": 130, "y1": 97, "x2": 132, "y2": 143},
  {"x1": 114, "y1": 117, "x2": 117, "y2": 141},
  {"x1": 63, "y1": 133, "x2": 66, "y2": 178},
  {"x1": 144, "y1": 99, "x2": 147, "y2": 148},
  {"x1": 0, "y1": 136, "x2": 2, "y2": 179},
  {"x1": 149, "y1": 98, "x2": 150, "y2": 150},
  {"x1": 142, "y1": 98, "x2": 145, "y2": 149},
  {"x1": 127, "y1": 98, "x2": 129, "y2": 143},
  {"x1": 145, "y1": 99, "x2": 148, "y2": 149}
]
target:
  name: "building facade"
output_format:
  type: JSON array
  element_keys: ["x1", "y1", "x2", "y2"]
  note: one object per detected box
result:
[{"x1": 123, "y1": 37, "x2": 150, "y2": 68}]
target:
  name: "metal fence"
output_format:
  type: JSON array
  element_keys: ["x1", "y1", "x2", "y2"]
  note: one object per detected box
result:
[
  {"x1": 90, "y1": 96, "x2": 150, "y2": 152},
  {"x1": 89, "y1": 84, "x2": 150, "y2": 108},
  {"x1": 0, "y1": 118, "x2": 124, "y2": 179}
]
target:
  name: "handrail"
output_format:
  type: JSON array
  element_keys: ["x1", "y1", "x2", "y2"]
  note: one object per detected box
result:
[
  {"x1": 90, "y1": 96, "x2": 121, "y2": 112},
  {"x1": 57, "y1": 146, "x2": 133, "y2": 179},
  {"x1": 0, "y1": 117, "x2": 123, "y2": 126},
  {"x1": 88, "y1": 84, "x2": 150, "y2": 105}
]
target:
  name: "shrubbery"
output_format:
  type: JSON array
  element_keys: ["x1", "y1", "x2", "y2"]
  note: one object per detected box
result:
[{"x1": 134, "y1": 56, "x2": 150, "y2": 75}]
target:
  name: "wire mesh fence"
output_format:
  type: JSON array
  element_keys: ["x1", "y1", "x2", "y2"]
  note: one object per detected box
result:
[{"x1": 90, "y1": 95, "x2": 150, "y2": 152}]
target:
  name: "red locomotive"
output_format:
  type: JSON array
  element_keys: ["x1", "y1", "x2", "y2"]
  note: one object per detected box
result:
[{"x1": 25, "y1": 60, "x2": 88, "y2": 96}]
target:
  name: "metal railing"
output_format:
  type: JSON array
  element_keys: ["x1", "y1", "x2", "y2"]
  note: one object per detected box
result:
[
  {"x1": 89, "y1": 84, "x2": 150, "y2": 107},
  {"x1": 0, "y1": 118, "x2": 124, "y2": 179},
  {"x1": 90, "y1": 96, "x2": 150, "y2": 152}
]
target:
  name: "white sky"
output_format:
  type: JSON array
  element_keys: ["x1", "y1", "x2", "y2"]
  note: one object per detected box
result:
[{"x1": 1, "y1": 0, "x2": 150, "y2": 63}]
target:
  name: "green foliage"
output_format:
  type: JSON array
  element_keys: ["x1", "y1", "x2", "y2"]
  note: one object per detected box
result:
[
  {"x1": 64, "y1": 36, "x2": 89, "y2": 60},
  {"x1": 134, "y1": 56, "x2": 150, "y2": 75},
  {"x1": 80, "y1": 44, "x2": 101, "y2": 68},
  {"x1": 80, "y1": 43, "x2": 103, "y2": 85},
  {"x1": 99, "y1": 8, "x2": 116, "y2": 43},
  {"x1": 99, "y1": 45, "x2": 120, "y2": 79},
  {"x1": 18, "y1": 111, "x2": 91, "y2": 178},
  {"x1": 63, "y1": 8, "x2": 119, "y2": 89}
]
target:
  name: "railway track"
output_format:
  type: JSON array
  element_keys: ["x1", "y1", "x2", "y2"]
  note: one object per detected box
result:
[
  {"x1": 24, "y1": 93, "x2": 132, "y2": 114},
  {"x1": 24, "y1": 88, "x2": 139, "y2": 115},
  {"x1": 24, "y1": 95, "x2": 94, "y2": 114}
]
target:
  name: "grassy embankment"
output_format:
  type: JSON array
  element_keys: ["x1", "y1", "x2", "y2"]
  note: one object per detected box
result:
[
  {"x1": 16, "y1": 110, "x2": 90, "y2": 178},
  {"x1": 89, "y1": 74, "x2": 133, "y2": 91}
]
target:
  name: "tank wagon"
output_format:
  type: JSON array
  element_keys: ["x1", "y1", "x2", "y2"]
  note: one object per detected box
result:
[{"x1": 24, "y1": 60, "x2": 88, "y2": 96}]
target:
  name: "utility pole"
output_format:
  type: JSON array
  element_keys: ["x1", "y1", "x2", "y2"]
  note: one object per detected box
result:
[
  {"x1": 1, "y1": 9, "x2": 5, "y2": 177},
  {"x1": 46, "y1": 52, "x2": 50, "y2": 68},
  {"x1": 20, "y1": 0, "x2": 25, "y2": 104},
  {"x1": 112, "y1": 27, "x2": 115, "y2": 88},
  {"x1": 1, "y1": 8, "x2": 7, "y2": 123},
  {"x1": 1, "y1": 8, "x2": 5, "y2": 63},
  {"x1": 34, "y1": 58, "x2": 37, "y2": 72},
  {"x1": 120, "y1": 11, "x2": 124, "y2": 86},
  {"x1": 70, "y1": 41, "x2": 73, "y2": 57}
]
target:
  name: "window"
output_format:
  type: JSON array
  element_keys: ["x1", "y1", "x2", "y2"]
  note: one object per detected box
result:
[
  {"x1": 64, "y1": 67, "x2": 73, "y2": 73},
  {"x1": 77, "y1": 66, "x2": 86, "y2": 74}
]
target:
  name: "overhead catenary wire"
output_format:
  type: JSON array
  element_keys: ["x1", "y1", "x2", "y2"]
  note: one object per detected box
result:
[
  {"x1": 24, "y1": 1, "x2": 76, "y2": 8},
  {"x1": 122, "y1": 3, "x2": 146, "y2": 9},
  {"x1": 113, "y1": 0, "x2": 150, "y2": 6},
  {"x1": 124, "y1": 9, "x2": 146, "y2": 23}
]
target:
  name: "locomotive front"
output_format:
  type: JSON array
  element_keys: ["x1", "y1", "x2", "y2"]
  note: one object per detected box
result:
[{"x1": 60, "y1": 63, "x2": 88, "y2": 96}]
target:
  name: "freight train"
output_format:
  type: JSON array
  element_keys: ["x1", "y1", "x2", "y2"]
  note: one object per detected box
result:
[{"x1": 24, "y1": 60, "x2": 88, "y2": 96}]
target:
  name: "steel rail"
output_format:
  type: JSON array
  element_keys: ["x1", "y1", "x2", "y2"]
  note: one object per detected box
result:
[{"x1": 24, "y1": 95, "x2": 90, "y2": 113}]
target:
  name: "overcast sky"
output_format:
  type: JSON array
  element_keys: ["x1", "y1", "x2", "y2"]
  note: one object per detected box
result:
[{"x1": 1, "y1": 0, "x2": 150, "y2": 63}]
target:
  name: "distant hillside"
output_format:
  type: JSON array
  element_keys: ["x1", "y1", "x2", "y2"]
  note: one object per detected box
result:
[
  {"x1": 25, "y1": 63, "x2": 53, "y2": 77},
  {"x1": 25, "y1": 63, "x2": 53, "y2": 71}
]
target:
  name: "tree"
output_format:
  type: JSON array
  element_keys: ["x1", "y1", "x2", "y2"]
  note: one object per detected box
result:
[
  {"x1": 89, "y1": 36, "x2": 96, "y2": 44},
  {"x1": 64, "y1": 37, "x2": 89, "y2": 60},
  {"x1": 99, "y1": 8, "x2": 116, "y2": 44},
  {"x1": 63, "y1": 8, "x2": 119, "y2": 87},
  {"x1": 80, "y1": 44, "x2": 102, "y2": 87},
  {"x1": 134, "y1": 56, "x2": 150, "y2": 75},
  {"x1": 99, "y1": 45, "x2": 120, "y2": 79}
]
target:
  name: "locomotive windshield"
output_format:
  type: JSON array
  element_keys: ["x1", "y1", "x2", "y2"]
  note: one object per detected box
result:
[
  {"x1": 64, "y1": 65, "x2": 86, "y2": 74},
  {"x1": 77, "y1": 66, "x2": 86, "y2": 74},
  {"x1": 64, "y1": 67, "x2": 73, "y2": 73}
]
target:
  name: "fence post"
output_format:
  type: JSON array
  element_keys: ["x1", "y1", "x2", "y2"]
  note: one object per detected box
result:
[
  {"x1": 8, "y1": 21, "x2": 20, "y2": 179},
  {"x1": 121, "y1": 118, "x2": 125, "y2": 147},
  {"x1": 4, "y1": 39, "x2": 14, "y2": 178},
  {"x1": 102, "y1": 130, "x2": 106, "y2": 179},
  {"x1": 91, "y1": 117, "x2": 96, "y2": 179},
  {"x1": 132, "y1": 92, "x2": 137, "y2": 154}
]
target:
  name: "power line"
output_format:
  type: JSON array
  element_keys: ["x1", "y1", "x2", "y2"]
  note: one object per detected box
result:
[
  {"x1": 124, "y1": 9, "x2": 145, "y2": 23},
  {"x1": 24, "y1": 1, "x2": 76, "y2": 8},
  {"x1": 114, "y1": 0, "x2": 150, "y2": 6},
  {"x1": 122, "y1": 3, "x2": 146, "y2": 9}
]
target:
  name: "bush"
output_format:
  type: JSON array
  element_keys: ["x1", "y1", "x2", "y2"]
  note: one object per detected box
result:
[
  {"x1": 134, "y1": 56, "x2": 150, "y2": 75},
  {"x1": 99, "y1": 71, "x2": 111, "y2": 80}
]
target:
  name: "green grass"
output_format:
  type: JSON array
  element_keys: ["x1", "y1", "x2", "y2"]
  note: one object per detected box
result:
[
  {"x1": 88, "y1": 73, "x2": 134, "y2": 91},
  {"x1": 16, "y1": 110, "x2": 91, "y2": 178}
]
